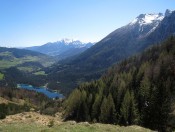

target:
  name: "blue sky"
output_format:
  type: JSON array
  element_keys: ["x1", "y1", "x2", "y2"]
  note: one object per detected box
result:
[{"x1": 0, "y1": 0, "x2": 175, "y2": 47}]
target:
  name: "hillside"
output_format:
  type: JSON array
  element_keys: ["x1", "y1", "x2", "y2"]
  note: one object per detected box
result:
[
  {"x1": 0, "y1": 86, "x2": 63, "y2": 120},
  {"x1": 0, "y1": 112, "x2": 153, "y2": 132},
  {"x1": 47, "y1": 9, "x2": 175, "y2": 94},
  {"x1": 64, "y1": 37, "x2": 175, "y2": 131},
  {"x1": 0, "y1": 87, "x2": 153, "y2": 132},
  {"x1": 0, "y1": 47, "x2": 56, "y2": 88},
  {"x1": 0, "y1": 47, "x2": 55, "y2": 70}
]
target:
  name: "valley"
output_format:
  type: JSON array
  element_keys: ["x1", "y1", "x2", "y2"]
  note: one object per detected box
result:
[{"x1": 0, "y1": 4, "x2": 175, "y2": 132}]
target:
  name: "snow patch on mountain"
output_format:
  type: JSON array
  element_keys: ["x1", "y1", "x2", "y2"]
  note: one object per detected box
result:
[
  {"x1": 129, "y1": 13, "x2": 164, "y2": 26},
  {"x1": 57, "y1": 38, "x2": 94, "y2": 47},
  {"x1": 127, "y1": 13, "x2": 165, "y2": 37},
  {"x1": 25, "y1": 39, "x2": 95, "y2": 58}
]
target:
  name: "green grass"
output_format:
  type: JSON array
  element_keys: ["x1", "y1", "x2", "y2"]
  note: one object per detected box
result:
[
  {"x1": 0, "y1": 52, "x2": 54, "y2": 70},
  {"x1": 0, "y1": 51, "x2": 12, "y2": 56},
  {"x1": 0, "y1": 56, "x2": 35, "y2": 69},
  {"x1": 0, "y1": 72, "x2": 4, "y2": 80},
  {"x1": 0, "y1": 60, "x2": 20, "y2": 69},
  {"x1": 17, "y1": 67, "x2": 36, "y2": 73},
  {"x1": 34, "y1": 71, "x2": 47, "y2": 76},
  {"x1": 0, "y1": 122, "x2": 154, "y2": 132}
]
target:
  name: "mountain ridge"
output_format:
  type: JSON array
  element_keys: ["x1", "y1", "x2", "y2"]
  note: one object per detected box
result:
[{"x1": 25, "y1": 39, "x2": 95, "y2": 60}]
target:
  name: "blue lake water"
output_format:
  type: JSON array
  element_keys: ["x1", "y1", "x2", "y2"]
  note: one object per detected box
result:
[{"x1": 17, "y1": 84, "x2": 64, "y2": 99}]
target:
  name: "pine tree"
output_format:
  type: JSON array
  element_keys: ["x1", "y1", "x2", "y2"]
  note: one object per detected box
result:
[
  {"x1": 91, "y1": 94, "x2": 101, "y2": 122},
  {"x1": 99, "y1": 97, "x2": 108, "y2": 123},
  {"x1": 120, "y1": 90, "x2": 139, "y2": 125},
  {"x1": 99, "y1": 94, "x2": 117, "y2": 124},
  {"x1": 120, "y1": 90, "x2": 130, "y2": 125},
  {"x1": 76, "y1": 90, "x2": 88, "y2": 121},
  {"x1": 63, "y1": 89, "x2": 82, "y2": 120},
  {"x1": 129, "y1": 91, "x2": 139, "y2": 124},
  {"x1": 107, "y1": 94, "x2": 117, "y2": 124}
]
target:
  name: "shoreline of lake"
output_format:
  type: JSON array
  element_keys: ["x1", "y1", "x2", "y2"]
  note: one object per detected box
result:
[{"x1": 17, "y1": 84, "x2": 64, "y2": 99}]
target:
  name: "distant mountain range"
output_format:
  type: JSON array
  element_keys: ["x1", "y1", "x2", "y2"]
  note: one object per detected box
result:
[
  {"x1": 25, "y1": 39, "x2": 95, "y2": 60},
  {"x1": 47, "y1": 9, "x2": 175, "y2": 94}
]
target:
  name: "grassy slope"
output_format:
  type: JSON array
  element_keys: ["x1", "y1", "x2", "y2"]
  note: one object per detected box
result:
[
  {"x1": 0, "y1": 47, "x2": 55, "y2": 87},
  {"x1": 0, "y1": 97, "x2": 23, "y2": 105},
  {"x1": 0, "y1": 55, "x2": 53, "y2": 69},
  {"x1": 0, "y1": 97, "x2": 14, "y2": 104},
  {"x1": 0, "y1": 48, "x2": 55, "y2": 72},
  {"x1": 0, "y1": 72, "x2": 4, "y2": 80},
  {"x1": 0, "y1": 112, "x2": 154, "y2": 132},
  {"x1": 34, "y1": 71, "x2": 47, "y2": 76},
  {"x1": 0, "y1": 122, "x2": 154, "y2": 132}
]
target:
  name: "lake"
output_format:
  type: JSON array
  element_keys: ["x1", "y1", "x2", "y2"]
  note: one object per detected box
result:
[{"x1": 17, "y1": 84, "x2": 64, "y2": 99}]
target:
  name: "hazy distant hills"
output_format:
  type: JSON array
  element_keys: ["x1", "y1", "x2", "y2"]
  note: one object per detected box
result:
[
  {"x1": 47, "y1": 9, "x2": 175, "y2": 94},
  {"x1": 25, "y1": 39, "x2": 95, "y2": 60}
]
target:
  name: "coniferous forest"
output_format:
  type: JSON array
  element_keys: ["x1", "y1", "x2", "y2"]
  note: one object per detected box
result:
[{"x1": 64, "y1": 37, "x2": 175, "y2": 131}]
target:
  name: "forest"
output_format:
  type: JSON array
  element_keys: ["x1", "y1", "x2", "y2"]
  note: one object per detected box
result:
[{"x1": 64, "y1": 37, "x2": 175, "y2": 131}]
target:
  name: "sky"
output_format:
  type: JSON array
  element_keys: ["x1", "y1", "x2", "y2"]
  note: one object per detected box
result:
[{"x1": 0, "y1": 0, "x2": 175, "y2": 47}]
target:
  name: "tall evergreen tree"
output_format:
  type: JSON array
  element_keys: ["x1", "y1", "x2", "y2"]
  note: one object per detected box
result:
[
  {"x1": 120, "y1": 90, "x2": 131, "y2": 125},
  {"x1": 120, "y1": 90, "x2": 139, "y2": 125},
  {"x1": 91, "y1": 94, "x2": 102, "y2": 122},
  {"x1": 99, "y1": 97, "x2": 108, "y2": 123},
  {"x1": 107, "y1": 94, "x2": 117, "y2": 124}
]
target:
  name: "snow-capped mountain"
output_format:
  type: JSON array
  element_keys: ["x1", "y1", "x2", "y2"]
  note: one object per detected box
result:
[
  {"x1": 128, "y1": 13, "x2": 164, "y2": 36},
  {"x1": 25, "y1": 39, "x2": 95, "y2": 60},
  {"x1": 102, "y1": 12, "x2": 165, "y2": 45},
  {"x1": 129, "y1": 13, "x2": 164, "y2": 26},
  {"x1": 102, "y1": 9, "x2": 174, "y2": 45},
  {"x1": 60, "y1": 39, "x2": 93, "y2": 48},
  {"x1": 146, "y1": 9, "x2": 175, "y2": 44},
  {"x1": 69, "y1": 9, "x2": 175, "y2": 69}
]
